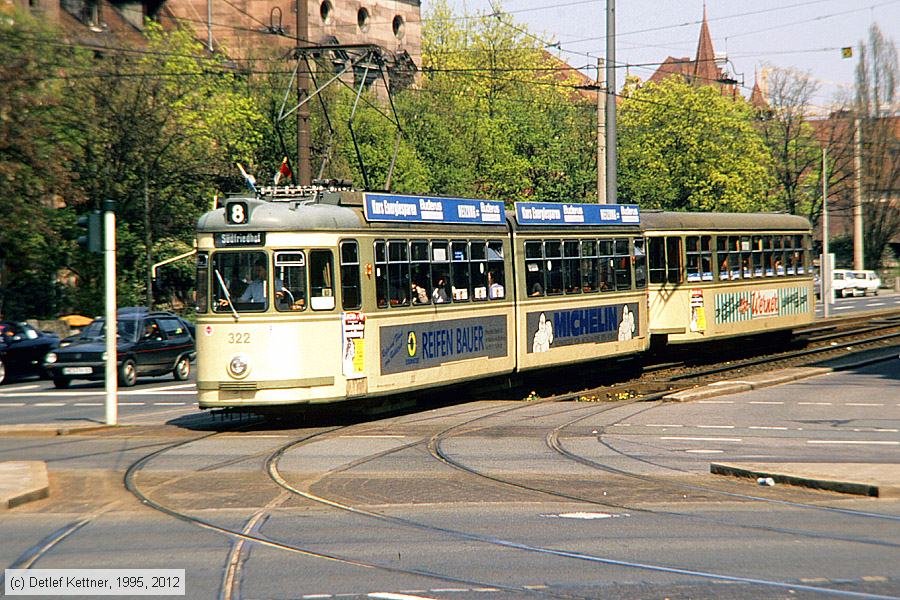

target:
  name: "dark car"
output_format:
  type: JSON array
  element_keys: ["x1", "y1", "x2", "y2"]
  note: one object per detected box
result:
[
  {"x1": 0, "y1": 322, "x2": 60, "y2": 384},
  {"x1": 44, "y1": 308, "x2": 195, "y2": 388}
]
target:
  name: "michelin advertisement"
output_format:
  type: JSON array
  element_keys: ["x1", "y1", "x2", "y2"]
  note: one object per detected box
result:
[{"x1": 526, "y1": 303, "x2": 639, "y2": 353}]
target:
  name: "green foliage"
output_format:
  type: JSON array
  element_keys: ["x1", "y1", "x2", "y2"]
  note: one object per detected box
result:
[
  {"x1": 0, "y1": 8, "x2": 82, "y2": 318},
  {"x1": 618, "y1": 77, "x2": 775, "y2": 211}
]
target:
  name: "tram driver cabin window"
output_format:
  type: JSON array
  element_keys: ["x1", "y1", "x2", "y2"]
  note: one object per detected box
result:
[{"x1": 273, "y1": 251, "x2": 308, "y2": 312}]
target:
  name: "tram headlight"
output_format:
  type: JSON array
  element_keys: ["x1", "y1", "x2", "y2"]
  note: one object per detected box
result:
[
  {"x1": 228, "y1": 354, "x2": 250, "y2": 379},
  {"x1": 45, "y1": 352, "x2": 57, "y2": 364}
]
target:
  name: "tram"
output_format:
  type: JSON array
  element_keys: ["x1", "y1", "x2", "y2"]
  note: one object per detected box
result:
[
  {"x1": 194, "y1": 187, "x2": 649, "y2": 409},
  {"x1": 642, "y1": 211, "x2": 816, "y2": 346}
]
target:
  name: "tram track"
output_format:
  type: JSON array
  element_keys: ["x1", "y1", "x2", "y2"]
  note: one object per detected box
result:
[
  {"x1": 122, "y1": 407, "x2": 596, "y2": 600},
  {"x1": 263, "y1": 399, "x2": 898, "y2": 599}
]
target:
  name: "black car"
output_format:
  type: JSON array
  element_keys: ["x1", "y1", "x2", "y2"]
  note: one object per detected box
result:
[
  {"x1": 0, "y1": 322, "x2": 60, "y2": 384},
  {"x1": 44, "y1": 308, "x2": 195, "y2": 388}
]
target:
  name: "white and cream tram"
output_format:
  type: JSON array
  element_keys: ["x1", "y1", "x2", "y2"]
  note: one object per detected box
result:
[
  {"x1": 641, "y1": 211, "x2": 816, "y2": 346},
  {"x1": 194, "y1": 188, "x2": 648, "y2": 410}
]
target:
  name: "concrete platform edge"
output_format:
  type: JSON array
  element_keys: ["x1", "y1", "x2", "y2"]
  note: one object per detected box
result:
[
  {"x1": 0, "y1": 461, "x2": 49, "y2": 509},
  {"x1": 709, "y1": 462, "x2": 894, "y2": 497}
]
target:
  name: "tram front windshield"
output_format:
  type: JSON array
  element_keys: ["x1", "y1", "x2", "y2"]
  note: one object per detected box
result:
[{"x1": 212, "y1": 251, "x2": 269, "y2": 312}]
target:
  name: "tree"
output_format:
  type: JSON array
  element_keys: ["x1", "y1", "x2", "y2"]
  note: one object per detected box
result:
[
  {"x1": 59, "y1": 24, "x2": 266, "y2": 310},
  {"x1": 618, "y1": 77, "x2": 774, "y2": 211},
  {"x1": 0, "y1": 8, "x2": 83, "y2": 318},
  {"x1": 755, "y1": 66, "x2": 854, "y2": 226},
  {"x1": 854, "y1": 23, "x2": 900, "y2": 269}
]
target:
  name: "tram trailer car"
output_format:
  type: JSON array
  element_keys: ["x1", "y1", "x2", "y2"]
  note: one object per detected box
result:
[
  {"x1": 642, "y1": 211, "x2": 816, "y2": 347},
  {"x1": 194, "y1": 189, "x2": 650, "y2": 410}
]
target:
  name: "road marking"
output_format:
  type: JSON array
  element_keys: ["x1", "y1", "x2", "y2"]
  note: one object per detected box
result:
[
  {"x1": 610, "y1": 423, "x2": 631, "y2": 427},
  {"x1": 118, "y1": 402, "x2": 145, "y2": 406},
  {"x1": 120, "y1": 390, "x2": 197, "y2": 396},
  {"x1": 3, "y1": 384, "x2": 41, "y2": 391},
  {"x1": 834, "y1": 306, "x2": 853, "y2": 310},
  {"x1": 34, "y1": 403, "x2": 66, "y2": 407},
  {"x1": 749, "y1": 401, "x2": 783, "y2": 405},
  {"x1": 646, "y1": 424, "x2": 682, "y2": 428},
  {"x1": 846, "y1": 403, "x2": 883, "y2": 406},
  {"x1": 807, "y1": 440, "x2": 899, "y2": 445},
  {"x1": 0, "y1": 403, "x2": 26, "y2": 407},
  {"x1": 430, "y1": 589, "x2": 469, "y2": 593},
  {"x1": 542, "y1": 512, "x2": 627, "y2": 520},
  {"x1": 661, "y1": 437, "x2": 742, "y2": 442},
  {"x1": 697, "y1": 425, "x2": 735, "y2": 429},
  {"x1": 749, "y1": 426, "x2": 788, "y2": 430},
  {"x1": 74, "y1": 403, "x2": 102, "y2": 406},
  {"x1": 370, "y1": 594, "x2": 438, "y2": 600},
  {"x1": 868, "y1": 302, "x2": 885, "y2": 306},
  {"x1": 686, "y1": 449, "x2": 723, "y2": 453},
  {"x1": 153, "y1": 402, "x2": 186, "y2": 406},
  {"x1": 798, "y1": 402, "x2": 831, "y2": 405},
  {"x1": 697, "y1": 400, "x2": 734, "y2": 404},
  {"x1": 303, "y1": 596, "x2": 333, "y2": 599}
]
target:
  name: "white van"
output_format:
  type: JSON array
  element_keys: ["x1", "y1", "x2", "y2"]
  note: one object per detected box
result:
[
  {"x1": 832, "y1": 270, "x2": 859, "y2": 298},
  {"x1": 852, "y1": 270, "x2": 881, "y2": 296}
]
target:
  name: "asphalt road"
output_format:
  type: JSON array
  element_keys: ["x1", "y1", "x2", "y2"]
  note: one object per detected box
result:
[{"x1": 0, "y1": 356, "x2": 898, "y2": 599}]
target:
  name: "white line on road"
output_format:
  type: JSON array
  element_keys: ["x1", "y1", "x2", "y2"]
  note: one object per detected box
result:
[
  {"x1": 685, "y1": 449, "x2": 724, "y2": 453},
  {"x1": 153, "y1": 402, "x2": 186, "y2": 406},
  {"x1": 661, "y1": 437, "x2": 742, "y2": 442},
  {"x1": 646, "y1": 424, "x2": 683, "y2": 428},
  {"x1": 120, "y1": 390, "x2": 197, "y2": 396},
  {"x1": 846, "y1": 403, "x2": 883, "y2": 406},
  {"x1": 1, "y1": 389, "x2": 196, "y2": 398},
  {"x1": 73, "y1": 403, "x2": 102, "y2": 406},
  {"x1": 868, "y1": 302, "x2": 885, "y2": 306},
  {"x1": 342, "y1": 435, "x2": 407, "y2": 438},
  {"x1": 807, "y1": 440, "x2": 899, "y2": 445},
  {"x1": 118, "y1": 402, "x2": 145, "y2": 406},
  {"x1": 2, "y1": 384, "x2": 41, "y2": 391},
  {"x1": 749, "y1": 401, "x2": 783, "y2": 405},
  {"x1": 370, "y1": 594, "x2": 438, "y2": 600},
  {"x1": 749, "y1": 426, "x2": 788, "y2": 430},
  {"x1": 0, "y1": 403, "x2": 26, "y2": 407},
  {"x1": 34, "y1": 403, "x2": 66, "y2": 407},
  {"x1": 798, "y1": 402, "x2": 832, "y2": 405},
  {"x1": 834, "y1": 306, "x2": 853, "y2": 310},
  {"x1": 697, "y1": 425, "x2": 735, "y2": 429}
]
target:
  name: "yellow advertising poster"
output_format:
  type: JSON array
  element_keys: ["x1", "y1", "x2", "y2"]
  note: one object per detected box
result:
[
  {"x1": 342, "y1": 312, "x2": 366, "y2": 379},
  {"x1": 690, "y1": 289, "x2": 707, "y2": 332}
]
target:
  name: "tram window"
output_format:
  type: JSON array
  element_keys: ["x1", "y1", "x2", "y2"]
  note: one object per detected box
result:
[
  {"x1": 614, "y1": 238, "x2": 632, "y2": 290},
  {"x1": 633, "y1": 238, "x2": 647, "y2": 289},
  {"x1": 665, "y1": 237, "x2": 682, "y2": 284},
  {"x1": 470, "y1": 241, "x2": 488, "y2": 301},
  {"x1": 309, "y1": 250, "x2": 335, "y2": 311},
  {"x1": 272, "y1": 251, "x2": 307, "y2": 312},
  {"x1": 648, "y1": 237, "x2": 665, "y2": 284},
  {"x1": 580, "y1": 240, "x2": 598, "y2": 293},
  {"x1": 686, "y1": 236, "x2": 711, "y2": 282},
  {"x1": 487, "y1": 241, "x2": 505, "y2": 300},
  {"x1": 431, "y1": 241, "x2": 450, "y2": 304},
  {"x1": 374, "y1": 241, "x2": 388, "y2": 308},
  {"x1": 794, "y1": 235, "x2": 805, "y2": 274},
  {"x1": 716, "y1": 236, "x2": 728, "y2": 280},
  {"x1": 771, "y1": 236, "x2": 784, "y2": 275},
  {"x1": 387, "y1": 241, "x2": 410, "y2": 307},
  {"x1": 563, "y1": 240, "x2": 581, "y2": 294},
  {"x1": 598, "y1": 239, "x2": 615, "y2": 291},
  {"x1": 802, "y1": 234, "x2": 812, "y2": 273},
  {"x1": 450, "y1": 241, "x2": 470, "y2": 302},
  {"x1": 751, "y1": 236, "x2": 764, "y2": 278},
  {"x1": 522, "y1": 241, "x2": 542, "y2": 297},
  {"x1": 544, "y1": 241, "x2": 563, "y2": 295},
  {"x1": 340, "y1": 241, "x2": 361, "y2": 310},
  {"x1": 410, "y1": 240, "x2": 431, "y2": 305},
  {"x1": 196, "y1": 252, "x2": 209, "y2": 313},
  {"x1": 212, "y1": 251, "x2": 269, "y2": 312}
]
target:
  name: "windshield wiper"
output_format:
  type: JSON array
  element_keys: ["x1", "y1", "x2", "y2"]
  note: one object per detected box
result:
[{"x1": 214, "y1": 269, "x2": 240, "y2": 320}]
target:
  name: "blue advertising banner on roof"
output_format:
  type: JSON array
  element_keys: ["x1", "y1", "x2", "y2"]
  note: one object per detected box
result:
[
  {"x1": 515, "y1": 202, "x2": 640, "y2": 226},
  {"x1": 364, "y1": 193, "x2": 506, "y2": 225}
]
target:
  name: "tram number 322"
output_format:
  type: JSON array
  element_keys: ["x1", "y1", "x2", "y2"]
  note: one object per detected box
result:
[{"x1": 228, "y1": 332, "x2": 251, "y2": 344}]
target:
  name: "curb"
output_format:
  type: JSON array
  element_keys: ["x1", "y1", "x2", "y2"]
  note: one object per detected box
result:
[
  {"x1": 0, "y1": 424, "x2": 117, "y2": 437},
  {"x1": 0, "y1": 461, "x2": 49, "y2": 509},
  {"x1": 711, "y1": 462, "x2": 900, "y2": 498}
]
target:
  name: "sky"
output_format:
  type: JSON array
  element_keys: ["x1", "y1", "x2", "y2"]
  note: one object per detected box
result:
[{"x1": 436, "y1": 0, "x2": 900, "y2": 110}]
